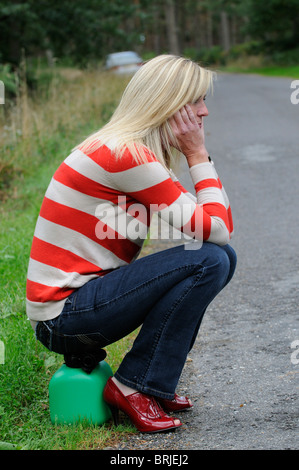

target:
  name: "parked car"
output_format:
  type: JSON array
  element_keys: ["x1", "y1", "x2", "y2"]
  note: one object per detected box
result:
[{"x1": 105, "y1": 51, "x2": 143, "y2": 74}]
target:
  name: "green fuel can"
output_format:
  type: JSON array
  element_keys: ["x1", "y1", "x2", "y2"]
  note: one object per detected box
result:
[{"x1": 49, "y1": 360, "x2": 113, "y2": 425}]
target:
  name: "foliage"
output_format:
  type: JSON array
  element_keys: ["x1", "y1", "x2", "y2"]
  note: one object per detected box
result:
[
  {"x1": 0, "y1": 0, "x2": 150, "y2": 66},
  {"x1": 242, "y1": 0, "x2": 299, "y2": 51},
  {"x1": 1, "y1": 1, "x2": 298, "y2": 68}
]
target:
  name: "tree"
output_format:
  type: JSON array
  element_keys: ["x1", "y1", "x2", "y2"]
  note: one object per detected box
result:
[
  {"x1": 1, "y1": 0, "x2": 297, "y2": 68},
  {"x1": 0, "y1": 0, "x2": 147, "y2": 65},
  {"x1": 242, "y1": 0, "x2": 299, "y2": 50},
  {"x1": 164, "y1": 0, "x2": 180, "y2": 55},
  {"x1": 0, "y1": 1, "x2": 44, "y2": 64}
]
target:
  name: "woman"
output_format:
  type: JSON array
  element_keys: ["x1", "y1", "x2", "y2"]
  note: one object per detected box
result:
[{"x1": 27, "y1": 55, "x2": 236, "y2": 433}]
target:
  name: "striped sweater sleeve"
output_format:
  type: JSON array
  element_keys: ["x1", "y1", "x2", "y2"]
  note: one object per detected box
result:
[
  {"x1": 170, "y1": 165, "x2": 234, "y2": 243},
  {"x1": 170, "y1": 163, "x2": 234, "y2": 243},
  {"x1": 189, "y1": 161, "x2": 234, "y2": 244},
  {"x1": 109, "y1": 150, "x2": 233, "y2": 246}
]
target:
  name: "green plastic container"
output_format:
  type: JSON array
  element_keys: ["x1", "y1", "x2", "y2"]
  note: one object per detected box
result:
[{"x1": 49, "y1": 360, "x2": 113, "y2": 425}]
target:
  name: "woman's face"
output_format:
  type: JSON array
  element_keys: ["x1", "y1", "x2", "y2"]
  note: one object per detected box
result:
[{"x1": 188, "y1": 97, "x2": 209, "y2": 128}]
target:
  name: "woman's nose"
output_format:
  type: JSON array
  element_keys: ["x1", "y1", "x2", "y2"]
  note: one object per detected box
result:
[{"x1": 199, "y1": 102, "x2": 209, "y2": 117}]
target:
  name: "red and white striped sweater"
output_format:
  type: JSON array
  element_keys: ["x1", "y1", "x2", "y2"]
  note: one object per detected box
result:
[{"x1": 26, "y1": 143, "x2": 233, "y2": 322}]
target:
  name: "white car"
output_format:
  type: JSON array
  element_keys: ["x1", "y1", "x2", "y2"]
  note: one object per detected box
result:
[{"x1": 105, "y1": 51, "x2": 143, "y2": 74}]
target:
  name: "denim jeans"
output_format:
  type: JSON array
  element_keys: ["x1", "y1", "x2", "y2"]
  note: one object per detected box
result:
[{"x1": 36, "y1": 242, "x2": 236, "y2": 400}]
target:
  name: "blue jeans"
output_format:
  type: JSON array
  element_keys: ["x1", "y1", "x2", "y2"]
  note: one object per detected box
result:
[{"x1": 36, "y1": 242, "x2": 236, "y2": 400}]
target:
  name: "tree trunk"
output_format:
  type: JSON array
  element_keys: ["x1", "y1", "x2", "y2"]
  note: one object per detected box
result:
[
  {"x1": 164, "y1": 0, "x2": 180, "y2": 55},
  {"x1": 220, "y1": 10, "x2": 230, "y2": 51},
  {"x1": 206, "y1": 9, "x2": 213, "y2": 48}
]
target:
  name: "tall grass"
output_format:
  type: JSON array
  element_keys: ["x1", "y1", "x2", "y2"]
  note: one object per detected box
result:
[
  {"x1": 1, "y1": 63, "x2": 127, "y2": 188},
  {"x1": 0, "y1": 66, "x2": 139, "y2": 449},
  {"x1": 218, "y1": 59, "x2": 299, "y2": 79}
]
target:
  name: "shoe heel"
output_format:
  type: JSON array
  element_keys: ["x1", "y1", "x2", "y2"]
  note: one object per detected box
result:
[{"x1": 109, "y1": 405, "x2": 119, "y2": 426}]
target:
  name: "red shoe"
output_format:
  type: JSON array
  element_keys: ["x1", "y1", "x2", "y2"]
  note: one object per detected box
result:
[
  {"x1": 158, "y1": 394, "x2": 193, "y2": 412},
  {"x1": 103, "y1": 377, "x2": 182, "y2": 433}
]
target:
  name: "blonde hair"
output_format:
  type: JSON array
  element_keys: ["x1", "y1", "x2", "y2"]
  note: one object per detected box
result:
[{"x1": 78, "y1": 54, "x2": 215, "y2": 170}]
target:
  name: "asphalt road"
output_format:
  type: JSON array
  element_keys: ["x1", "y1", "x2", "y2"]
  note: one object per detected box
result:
[{"x1": 117, "y1": 73, "x2": 299, "y2": 451}]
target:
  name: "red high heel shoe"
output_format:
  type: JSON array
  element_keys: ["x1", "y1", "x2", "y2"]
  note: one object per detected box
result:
[
  {"x1": 103, "y1": 377, "x2": 182, "y2": 433},
  {"x1": 158, "y1": 394, "x2": 193, "y2": 412}
]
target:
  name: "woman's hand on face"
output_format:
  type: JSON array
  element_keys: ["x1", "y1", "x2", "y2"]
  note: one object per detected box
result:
[{"x1": 169, "y1": 104, "x2": 209, "y2": 166}]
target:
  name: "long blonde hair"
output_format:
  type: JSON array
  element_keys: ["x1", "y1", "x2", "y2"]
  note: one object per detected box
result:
[{"x1": 78, "y1": 54, "x2": 215, "y2": 170}]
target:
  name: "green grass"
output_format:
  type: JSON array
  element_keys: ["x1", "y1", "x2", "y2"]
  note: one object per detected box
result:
[
  {"x1": 220, "y1": 64, "x2": 299, "y2": 79},
  {"x1": 0, "y1": 68, "x2": 139, "y2": 450}
]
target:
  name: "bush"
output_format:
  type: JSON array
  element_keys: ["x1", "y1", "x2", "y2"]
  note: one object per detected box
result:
[
  {"x1": 184, "y1": 46, "x2": 227, "y2": 66},
  {"x1": 202, "y1": 46, "x2": 227, "y2": 66},
  {"x1": 266, "y1": 48, "x2": 299, "y2": 66},
  {"x1": 228, "y1": 41, "x2": 263, "y2": 61}
]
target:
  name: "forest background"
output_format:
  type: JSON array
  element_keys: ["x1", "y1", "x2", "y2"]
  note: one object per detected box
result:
[{"x1": 1, "y1": 0, "x2": 299, "y2": 74}]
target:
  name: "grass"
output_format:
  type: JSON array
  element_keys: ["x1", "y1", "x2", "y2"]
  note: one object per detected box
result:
[
  {"x1": 0, "y1": 66, "x2": 139, "y2": 450},
  {"x1": 219, "y1": 59, "x2": 299, "y2": 79}
]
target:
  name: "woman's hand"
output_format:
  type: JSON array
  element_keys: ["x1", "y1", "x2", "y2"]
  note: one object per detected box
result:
[{"x1": 168, "y1": 104, "x2": 209, "y2": 166}]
